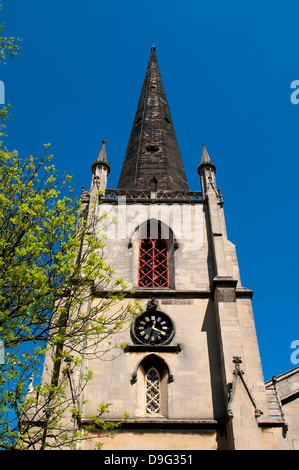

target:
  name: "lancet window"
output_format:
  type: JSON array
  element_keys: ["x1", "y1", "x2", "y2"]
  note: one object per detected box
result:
[
  {"x1": 145, "y1": 367, "x2": 161, "y2": 414},
  {"x1": 138, "y1": 225, "x2": 168, "y2": 288}
]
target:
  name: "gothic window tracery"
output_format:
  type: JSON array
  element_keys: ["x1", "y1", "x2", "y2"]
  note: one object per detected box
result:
[{"x1": 145, "y1": 367, "x2": 160, "y2": 414}]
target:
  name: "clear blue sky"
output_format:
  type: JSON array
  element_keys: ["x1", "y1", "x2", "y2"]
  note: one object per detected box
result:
[{"x1": 2, "y1": 0, "x2": 299, "y2": 381}]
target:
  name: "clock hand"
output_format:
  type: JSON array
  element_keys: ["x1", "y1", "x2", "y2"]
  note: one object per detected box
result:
[
  {"x1": 152, "y1": 327, "x2": 166, "y2": 335},
  {"x1": 148, "y1": 321, "x2": 156, "y2": 341}
]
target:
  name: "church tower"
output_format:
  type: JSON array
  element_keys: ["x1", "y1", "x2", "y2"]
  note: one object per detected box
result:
[
  {"x1": 76, "y1": 44, "x2": 289, "y2": 450},
  {"x1": 36, "y1": 45, "x2": 296, "y2": 450}
]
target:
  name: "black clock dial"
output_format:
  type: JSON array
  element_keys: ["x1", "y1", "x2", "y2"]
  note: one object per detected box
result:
[{"x1": 133, "y1": 312, "x2": 174, "y2": 345}]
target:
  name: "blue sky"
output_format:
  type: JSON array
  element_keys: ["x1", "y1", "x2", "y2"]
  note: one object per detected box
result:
[{"x1": 2, "y1": 0, "x2": 299, "y2": 381}]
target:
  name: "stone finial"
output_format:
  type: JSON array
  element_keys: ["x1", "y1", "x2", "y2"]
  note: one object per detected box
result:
[
  {"x1": 28, "y1": 372, "x2": 34, "y2": 393},
  {"x1": 96, "y1": 140, "x2": 108, "y2": 163},
  {"x1": 150, "y1": 176, "x2": 158, "y2": 191},
  {"x1": 91, "y1": 140, "x2": 111, "y2": 176},
  {"x1": 197, "y1": 144, "x2": 216, "y2": 175},
  {"x1": 232, "y1": 356, "x2": 243, "y2": 374},
  {"x1": 201, "y1": 144, "x2": 211, "y2": 164}
]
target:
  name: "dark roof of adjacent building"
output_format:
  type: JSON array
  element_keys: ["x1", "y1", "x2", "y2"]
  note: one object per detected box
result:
[{"x1": 117, "y1": 45, "x2": 189, "y2": 191}]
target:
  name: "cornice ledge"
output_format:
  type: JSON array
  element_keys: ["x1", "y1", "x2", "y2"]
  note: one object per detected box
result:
[{"x1": 212, "y1": 276, "x2": 238, "y2": 291}]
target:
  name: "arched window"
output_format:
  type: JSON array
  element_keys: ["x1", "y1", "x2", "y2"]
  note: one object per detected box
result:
[
  {"x1": 138, "y1": 225, "x2": 168, "y2": 288},
  {"x1": 132, "y1": 354, "x2": 171, "y2": 418},
  {"x1": 145, "y1": 367, "x2": 160, "y2": 414}
]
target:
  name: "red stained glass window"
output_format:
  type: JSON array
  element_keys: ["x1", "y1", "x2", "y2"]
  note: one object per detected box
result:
[{"x1": 138, "y1": 231, "x2": 168, "y2": 288}]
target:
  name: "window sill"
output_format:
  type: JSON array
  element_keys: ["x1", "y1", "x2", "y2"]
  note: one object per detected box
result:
[{"x1": 124, "y1": 344, "x2": 182, "y2": 354}]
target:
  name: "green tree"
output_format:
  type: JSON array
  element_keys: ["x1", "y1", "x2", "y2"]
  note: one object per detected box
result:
[
  {"x1": 0, "y1": 4, "x2": 138, "y2": 449},
  {"x1": 0, "y1": 3, "x2": 21, "y2": 64},
  {"x1": 0, "y1": 138, "x2": 141, "y2": 449}
]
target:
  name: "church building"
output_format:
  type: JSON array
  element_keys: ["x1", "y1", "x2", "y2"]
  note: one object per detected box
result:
[{"x1": 43, "y1": 45, "x2": 299, "y2": 450}]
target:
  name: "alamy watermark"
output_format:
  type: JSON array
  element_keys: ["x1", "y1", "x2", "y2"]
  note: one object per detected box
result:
[
  {"x1": 0, "y1": 341, "x2": 4, "y2": 365},
  {"x1": 290, "y1": 80, "x2": 299, "y2": 104},
  {"x1": 0, "y1": 81, "x2": 4, "y2": 105},
  {"x1": 290, "y1": 340, "x2": 299, "y2": 365},
  {"x1": 97, "y1": 197, "x2": 204, "y2": 251}
]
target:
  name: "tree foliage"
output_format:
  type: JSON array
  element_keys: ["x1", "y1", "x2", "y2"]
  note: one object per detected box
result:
[
  {"x1": 0, "y1": 136, "x2": 141, "y2": 449},
  {"x1": 0, "y1": 5, "x2": 139, "y2": 449},
  {"x1": 0, "y1": 3, "x2": 21, "y2": 64}
]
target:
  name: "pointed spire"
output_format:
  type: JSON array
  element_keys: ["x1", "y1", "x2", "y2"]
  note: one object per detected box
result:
[
  {"x1": 117, "y1": 46, "x2": 189, "y2": 191},
  {"x1": 97, "y1": 140, "x2": 108, "y2": 163},
  {"x1": 90, "y1": 140, "x2": 111, "y2": 192},
  {"x1": 197, "y1": 144, "x2": 219, "y2": 199},
  {"x1": 198, "y1": 144, "x2": 216, "y2": 173},
  {"x1": 27, "y1": 372, "x2": 34, "y2": 394},
  {"x1": 92, "y1": 140, "x2": 110, "y2": 174},
  {"x1": 201, "y1": 144, "x2": 211, "y2": 164}
]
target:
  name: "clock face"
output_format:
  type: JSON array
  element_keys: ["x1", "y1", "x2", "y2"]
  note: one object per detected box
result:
[{"x1": 133, "y1": 312, "x2": 174, "y2": 345}]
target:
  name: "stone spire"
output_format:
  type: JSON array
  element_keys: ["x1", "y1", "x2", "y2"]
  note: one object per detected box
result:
[
  {"x1": 117, "y1": 45, "x2": 189, "y2": 191},
  {"x1": 95, "y1": 139, "x2": 109, "y2": 165},
  {"x1": 90, "y1": 140, "x2": 110, "y2": 192},
  {"x1": 200, "y1": 144, "x2": 213, "y2": 165},
  {"x1": 197, "y1": 144, "x2": 215, "y2": 198}
]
